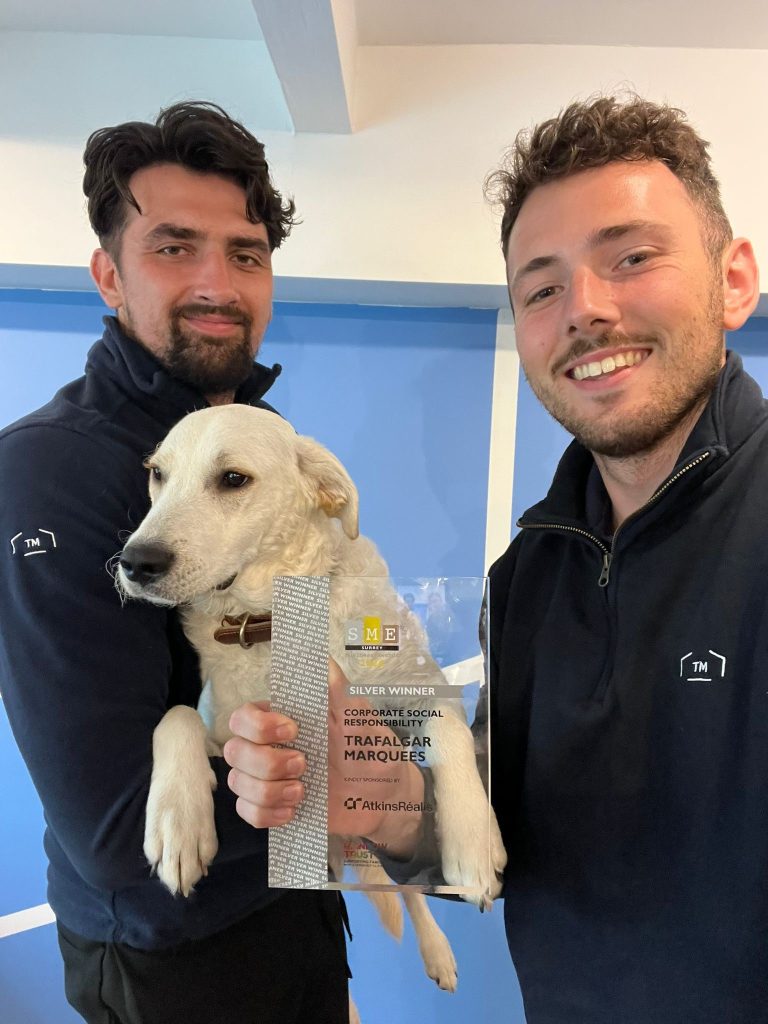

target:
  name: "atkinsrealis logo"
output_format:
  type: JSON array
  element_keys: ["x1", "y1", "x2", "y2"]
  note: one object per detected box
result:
[{"x1": 343, "y1": 796, "x2": 433, "y2": 813}]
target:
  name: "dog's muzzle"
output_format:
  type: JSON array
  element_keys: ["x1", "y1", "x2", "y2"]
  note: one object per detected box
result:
[{"x1": 119, "y1": 542, "x2": 174, "y2": 588}]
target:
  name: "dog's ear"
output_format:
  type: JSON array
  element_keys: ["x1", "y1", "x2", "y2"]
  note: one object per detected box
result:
[{"x1": 296, "y1": 436, "x2": 359, "y2": 539}]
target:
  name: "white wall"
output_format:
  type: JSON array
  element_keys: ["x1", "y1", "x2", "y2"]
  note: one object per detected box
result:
[{"x1": 1, "y1": 38, "x2": 766, "y2": 295}]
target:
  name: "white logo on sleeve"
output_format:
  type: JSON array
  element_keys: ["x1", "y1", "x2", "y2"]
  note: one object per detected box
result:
[
  {"x1": 680, "y1": 650, "x2": 726, "y2": 683},
  {"x1": 10, "y1": 529, "x2": 57, "y2": 557}
]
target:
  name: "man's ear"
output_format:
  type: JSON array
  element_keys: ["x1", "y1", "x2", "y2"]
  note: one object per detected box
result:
[
  {"x1": 296, "y1": 436, "x2": 359, "y2": 540},
  {"x1": 722, "y1": 238, "x2": 760, "y2": 331},
  {"x1": 90, "y1": 248, "x2": 124, "y2": 311}
]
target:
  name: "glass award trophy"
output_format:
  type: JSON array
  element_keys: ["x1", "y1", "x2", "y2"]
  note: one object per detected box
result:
[{"x1": 268, "y1": 576, "x2": 496, "y2": 900}]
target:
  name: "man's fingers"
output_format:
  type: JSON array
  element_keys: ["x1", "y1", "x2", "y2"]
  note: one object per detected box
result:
[
  {"x1": 234, "y1": 796, "x2": 298, "y2": 829},
  {"x1": 225, "y1": 702, "x2": 308, "y2": 830},
  {"x1": 223, "y1": 736, "x2": 305, "y2": 781},
  {"x1": 227, "y1": 759, "x2": 305, "y2": 828},
  {"x1": 229, "y1": 702, "x2": 298, "y2": 744},
  {"x1": 228, "y1": 768, "x2": 304, "y2": 810}
]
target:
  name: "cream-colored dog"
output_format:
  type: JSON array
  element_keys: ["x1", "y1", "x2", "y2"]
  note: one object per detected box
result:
[{"x1": 117, "y1": 405, "x2": 506, "y2": 1001}]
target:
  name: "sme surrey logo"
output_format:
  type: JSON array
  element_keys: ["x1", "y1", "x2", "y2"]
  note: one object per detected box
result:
[{"x1": 344, "y1": 616, "x2": 400, "y2": 652}]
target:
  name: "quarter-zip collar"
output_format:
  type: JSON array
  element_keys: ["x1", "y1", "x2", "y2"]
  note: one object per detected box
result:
[
  {"x1": 517, "y1": 350, "x2": 765, "y2": 534},
  {"x1": 85, "y1": 316, "x2": 281, "y2": 430}
]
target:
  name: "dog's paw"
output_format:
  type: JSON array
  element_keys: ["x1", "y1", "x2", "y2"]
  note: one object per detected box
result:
[
  {"x1": 144, "y1": 763, "x2": 219, "y2": 896},
  {"x1": 438, "y1": 804, "x2": 506, "y2": 908},
  {"x1": 421, "y1": 928, "x2": 458, "y2": 992}
]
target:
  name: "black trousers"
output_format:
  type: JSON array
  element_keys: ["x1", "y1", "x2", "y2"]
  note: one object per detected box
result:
[{"x1": 57, "y1": 891, "x2": 350, "y2": 1024}]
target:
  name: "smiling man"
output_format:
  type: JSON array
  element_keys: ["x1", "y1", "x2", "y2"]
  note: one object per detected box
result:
[
  {"x1": 0, "y1": 103, "x2": 351, "y2": 1024},
  {"x1": 484, "y1": 96, "x2": 766, "y2": 1022},
  {"x1": 502, "y1": 148, "x2": 753, "y2": 525},
  {"x1": 219, "y1": 95, "x2": 767, "y2": 1021},
  {"x1": 89, "y1": 161, "x2": 275, "y2": 403}
]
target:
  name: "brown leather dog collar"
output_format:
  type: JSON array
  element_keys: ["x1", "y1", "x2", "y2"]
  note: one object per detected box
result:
[{"x1": 213, "y1": 613, "x2": 272, "y2": 649}]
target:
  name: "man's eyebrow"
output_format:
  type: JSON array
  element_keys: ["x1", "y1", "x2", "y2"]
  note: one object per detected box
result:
[
  {"x1": 229, "y1": 235, "x2": 271, "y2": 254},
  {"x1": 586, "y1": 220, "x2": 673, "y2": 247},
  {"x1": 509, "y1": 255, "x2": 561, "y2": 293},
  {"x1": 143, "y1": 224, "x2": 270, "y2": 253},
  {"x1": 510, "y1": 221, "x2": 672, "y2": 292},
  {"x1": 144, "y1": 224, "x2": 201, "y2": 244}
]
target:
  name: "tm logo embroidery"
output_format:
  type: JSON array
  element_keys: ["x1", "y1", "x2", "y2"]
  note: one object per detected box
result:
[
  {"x1": 680, "y1": 650, "x2": 726, "y2": 683},
  {"x1": 10, "y1": 529, "x2": 57, "y2": 557}
]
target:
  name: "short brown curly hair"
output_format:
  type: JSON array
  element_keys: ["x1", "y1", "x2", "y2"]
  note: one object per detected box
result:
[
  {"x1": 83, "y1": 101, "x2": 296, "y2": 255},
  {"x1": 485, "y1": 95, "x2": 732, "y2": 261}
]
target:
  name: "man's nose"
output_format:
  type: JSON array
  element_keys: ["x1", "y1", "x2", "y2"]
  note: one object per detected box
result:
[
  {"x1": 192, "y1": 251, "x2": 239, "y2": 306},
  {"x1": 564, "y1": 267, "x2": 620, "y2": 337}
]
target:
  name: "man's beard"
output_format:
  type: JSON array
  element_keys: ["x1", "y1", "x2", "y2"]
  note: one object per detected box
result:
[
  {"x1": 527, "y1": 294, "x2": 724, "y2": 459},
  {"x1": 565, "y1": 357, "x2": 720, "y2": 458},
  {"x1": 161, "y1": 304, "x2": 256, "y2": 395}
]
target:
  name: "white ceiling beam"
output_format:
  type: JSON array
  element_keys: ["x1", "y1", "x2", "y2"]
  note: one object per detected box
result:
[{"x1": 251, "y1": 0, "x2": 355, "y2": 134}]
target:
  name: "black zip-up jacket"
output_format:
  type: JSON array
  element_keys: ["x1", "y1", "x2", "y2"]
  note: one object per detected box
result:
[
  {"x1": 489, "y1": 351, "x2": 768, "y2": 1023},
  {"x1": 0, "y1": 317, "x2": 283, "y2": 949}
]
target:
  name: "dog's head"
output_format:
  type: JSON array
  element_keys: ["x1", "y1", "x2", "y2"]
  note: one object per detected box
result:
[{"x1": 117, "y1": 406, "x2": 359, "y2": 607}]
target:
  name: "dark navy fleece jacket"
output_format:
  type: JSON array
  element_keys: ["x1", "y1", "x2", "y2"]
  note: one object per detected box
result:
[
  {"x1": 490, "y1": 352, "x2": 768, "y2": 1023},
  {"x1": 0, "y1": 317, "x2": 282, "y2": 949}
]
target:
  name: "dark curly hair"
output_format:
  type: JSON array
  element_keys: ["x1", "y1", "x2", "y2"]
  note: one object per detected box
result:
[
  {"x1": 83, "y1": 101, "x2": 296, "y2": 255},
  {"x1": 485, "y1": 95, "x2": 732, "y2": 262}
]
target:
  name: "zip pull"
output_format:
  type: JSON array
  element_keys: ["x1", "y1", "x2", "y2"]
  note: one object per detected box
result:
[{"x1": 598, "y1": 552, "x2": 612, "y2": 588}]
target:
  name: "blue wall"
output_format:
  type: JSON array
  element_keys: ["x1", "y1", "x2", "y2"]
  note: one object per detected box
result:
[
  {"x1": 0, "y1": 291, "x2": 523, "y2": 1024},
  {"x1": 6, "y1": 289, "x2": 766, "y2": 1023}
]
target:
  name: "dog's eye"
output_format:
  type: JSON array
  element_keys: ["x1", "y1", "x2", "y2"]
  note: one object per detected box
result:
[
  {"x1": 222, "y1": 471, "x2": 250, "y2": 489},
  {"x1": 151, "y1": 466, "x2": 163, "y2": 482}
]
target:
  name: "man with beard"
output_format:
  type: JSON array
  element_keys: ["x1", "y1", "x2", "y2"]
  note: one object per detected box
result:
[
  {"x1": 481, "y1": 96, "x2": 763, "y2": 1022},
  {"x1": 0, "y1": 103, "x2": 350, "y2": 1024},
  {"x1": 226, "y1": 96, "x2": 768, "y2": 1022}
]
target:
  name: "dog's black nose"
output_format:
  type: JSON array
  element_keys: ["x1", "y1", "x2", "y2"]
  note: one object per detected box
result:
[{"x1": 120, "y1": 543, "x2": 174, "y2": 586}]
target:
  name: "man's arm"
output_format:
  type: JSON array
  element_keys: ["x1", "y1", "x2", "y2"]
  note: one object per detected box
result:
[{"x1": 0, "y1": 425, "x2": 265, "y2": 893}]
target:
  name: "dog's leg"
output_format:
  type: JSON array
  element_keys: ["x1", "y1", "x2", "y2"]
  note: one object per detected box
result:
[
  {"x1": 401, "y1": 890, "x2": 458, "y2": 992},
  {"x1": 353, "y1": 859, "x2": 404, "y2": 940},
  {"x1": 328, "y1": 834, "x2": 345, "y2": 883},
  {"x1": 144, "y1": 705, "x2": 219, "y2": 896},
  {"x1": 425, "y1": 711, "x2": 507, "y2": 905},
  {"x1": 353, "y1": 857, "x2": 457, "y2": 990},
  {"x1": 349, "y1": 995, "x2": 361, "y2": 1024}
]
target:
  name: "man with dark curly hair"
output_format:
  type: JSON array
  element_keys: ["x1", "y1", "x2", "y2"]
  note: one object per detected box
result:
[
  {"x1": 483, "y1": 95, "x2": 764, "y2": 1021},
  {"x1": 0, "y1": 102, "x2": 350, "y2": 1024}
]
